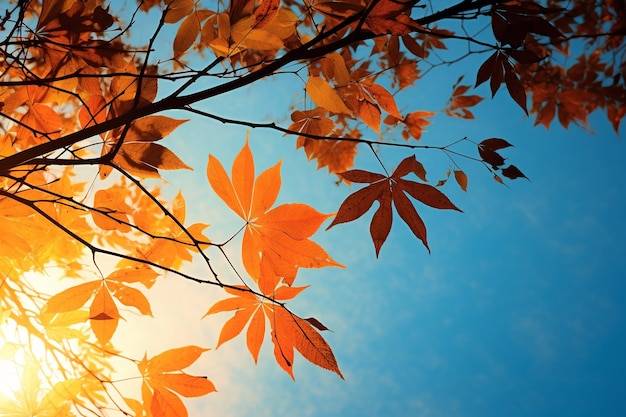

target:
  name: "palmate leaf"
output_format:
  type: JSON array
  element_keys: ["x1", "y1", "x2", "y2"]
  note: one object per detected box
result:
[
  {"x1": 328, "y1": 155, "x2": 461, "y2": 256},
  {"x1": 139, "y1": 346, "x2": 215, "y2": 417},
  {"x1": 207, "y1": 139, "x2": 342, "y2": 282}
]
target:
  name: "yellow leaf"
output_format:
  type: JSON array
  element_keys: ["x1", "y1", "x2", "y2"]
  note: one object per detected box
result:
[
  {"x1": 108, "y1": 282, "x2": 153, "y2": 317},
  {"x1": 306, "y1": 77, "x2": 351, "y2": 114},
  {"x1": 45, "y1": 281, "x2": 100, "y2": 314}
]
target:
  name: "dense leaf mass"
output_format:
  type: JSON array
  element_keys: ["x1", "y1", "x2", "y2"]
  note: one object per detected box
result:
[{"x1": 0, "y1": 0, "x2": 623, "y2": 416}]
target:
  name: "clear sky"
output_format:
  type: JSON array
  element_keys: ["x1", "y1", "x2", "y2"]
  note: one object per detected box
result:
[{"x1": 118, "y1": 47, "x2": 626, "y2": 416}]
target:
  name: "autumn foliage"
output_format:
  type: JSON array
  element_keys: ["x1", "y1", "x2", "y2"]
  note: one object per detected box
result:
[{"x1": 0, "y1": 0, "x2": 623, "y2": 416}]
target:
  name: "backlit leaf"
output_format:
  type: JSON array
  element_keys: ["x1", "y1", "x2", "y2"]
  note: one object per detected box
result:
[{"x1": 306, "y1": 77, "x2": 351, "y2": 114}]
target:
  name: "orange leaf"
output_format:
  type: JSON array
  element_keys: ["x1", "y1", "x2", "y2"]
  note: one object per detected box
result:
[
  {"x1": 45, "y1": 281, "x2": 100, "y2": 314},
  {"x1": 151, "y1": 387, "x2": 187, "y2": 417},
  {"x1": 232, "y1": 139, "x2": 255, "y2": 218},
  {"x1": 255, "y1": 204, "x2": 331, "y2": 240},
  {"x1": 253, "y1": 0, "x2": 279, "y2": 28},
  {"x1": 453, "y1": 170, "x2": 468, "y2": 191},
  {"x1": 207, "y1": 154, "x2": 244, "y2": 218},
  {"x1": 89, "y1": 285, "x2": 120, "y2": 345},
  {"x1": 147, "y1": 346, "x2": 210, "y2": 373},
  {"x1": 358, "y1": 99, "x2": 382, "y2": 133},
  {"x1": 216, "y1": 306, "x2": 257, "y2": 348},
  {"x1": 150, "y1": 374, "x2": 216, "y2": 397},
  {"x1": 208, "y1": 141, "x2": 341, "y2": 281},
  {"x1": 125, "y1": 116, "x2": 188, "y2": 142},
  {"x1": 246, "y1": 307, "x2": 266, "y2": 363},
  {"x1": 173, "y1": 12, "x2": 201, "y2": 58},
  {"x1": 106, "y1": 265, "x2": 158, "y2": 289},
  {"x1": 108, "y1": 282, "x2": 153, "y2": 317},
  {"x1": 165, "y1": 0, "x2": 196, "y2": 24},
  {"x1": 364, "y1": 84, "x2": 402, "y2": 119},
  {"x1": 306, "y1": 77, "x2": 351, "y2": 114},
  {"x1": 116, "y1": 142, "x2": 192, "y2": 173},
  {"x1": 92, "y1": 188, "x2": 131, "y2": 232},
  {"x1": 272, "y1": 306, "x2": 343, "y2": 379}
]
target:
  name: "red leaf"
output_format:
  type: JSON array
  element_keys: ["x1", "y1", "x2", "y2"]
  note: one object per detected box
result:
[
  {"x1": 453, "y1": 170, "x2": 468, "y2": 191},
  {"x1": 327, "y1": 182, "x2": 385, "y2": 230},
  {"x1": 339, "y1": 169, "x2": 386, "y2": 183},
  {"x1": 392, "y1": 189, "x2": 429, "y2": 252},
  {"x1": 505, "y1": 70, "x2": 528, "y2": 114},
  {"x1": 476, "y1": 52, "x2": 497, "y2": 87},
  {"x1": 480, "y1": 138, "x2": 513, "y2": 150},
  {"x1": 370, "y1": 186, "x2": 392, "y2": 257},
  {"x1": 396, "y1": 179, "x2": 462, "y2": 211},
  {"x1": 502, "y1": 165, "x2": 528, "y2": 180},
  {"x1": 392, "y1": 155, "x2": 428, "y2": 182}
]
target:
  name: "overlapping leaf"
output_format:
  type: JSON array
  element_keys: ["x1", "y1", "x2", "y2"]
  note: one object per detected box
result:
[
  {"x1": 44, "y1": 266, "x2": 157, "y2": 345},
  {"x1": 204, "y1": 259, "x2": 341, "y2": 379}
]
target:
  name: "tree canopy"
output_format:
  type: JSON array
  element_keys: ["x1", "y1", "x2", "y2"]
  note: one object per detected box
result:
[{"x1": 0, "y1": 0, "x2": 623, "y2": 416}]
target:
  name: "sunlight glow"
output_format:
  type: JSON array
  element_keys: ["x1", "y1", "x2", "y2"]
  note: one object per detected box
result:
[{"x1": 0, "y1": 319, "x2": 25, "y2": 398}]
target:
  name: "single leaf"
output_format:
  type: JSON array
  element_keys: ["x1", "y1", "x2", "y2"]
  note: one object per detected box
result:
[
  {"x1": 370, "y1": 187, "x2": 393, "y2": 257},
  {"x1": 216, "y1": 307, "x2": 257, "y2": 348},
  {"x1": 476, "y1": 51, "x2": 498, "y2": 87},
  {"x1": 397, "y1": 179, "x2": 462, "y2": 211},
  {"x1": 147, "y1": 346, "x2": 210, "y2": 373},
  {"x1": 306, "y1": 77, "x2": 351, "y2": 114},
  {"x1": 232, "y1": 139, "x2": 255, "y2": 218},
  {"x1": 453, "y1": 170, "x2": 468, "y2": 191},
  {"x1": 363, "y1": 84, "x2": 403, "y2": 119},
  {"x1": 480, "y1": 138, "x2": 513, "y2": 150},
  {"x1": 207, "y1": 154, "x2": 244, "y2": 218},
  {"x1": 305, "y1": 317, "x2": 330, "y2": 331},
  {"x1": 338, "y1": 169, "x2": 386, "y2": 183},
  {"x1": 126, "y1": 116, "x2": 188, "y2": 142},
  {"x1": 272, "y1": 306, "x2": 343, "y2": 379},
  {"x1": 150, "y1": 374, "x2": 216, "y2": 397},
  {"x1": 391, "y1": 155, "x2": 428, "y2": 181},
  {"x1": 89, "y1": 285, "x2": 120, "y2": 345},
  {"x1": 165, "y1": 0, "x2": 196, "y2": 23},
  {"x1": 392, "y1": 188, "x2": 429, "y2": 252},
  {"x1": 505, "y1": 70, "x2": 528, "y2": 114},
  {"x1": 502, "y1": 165, "x2": 528, "y2": 180},
  {"x1": 151, "y1": 387, "x2": 187, "y2": 417},
  {"x1": 109, "y1": 283, "x2": 153, "y2": 317},
  {"x1": 253, "y1": 0, "x2": 279, "y2": 28},
  {"x1": 326, "y1": 182, "x2": 385, "y2": 229},
  {"x1": 246, "y1": 307, "x2": 266, "y2": 363},
  {"x1": 173, "y1": 12, "x2": 201, "y2": 58},
  {"x1": 45, "y1": 281, "x2": 99, "y2": 314},
  {"x1": 358, "y1": 99, "x2": 382, "y2": 133}
]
